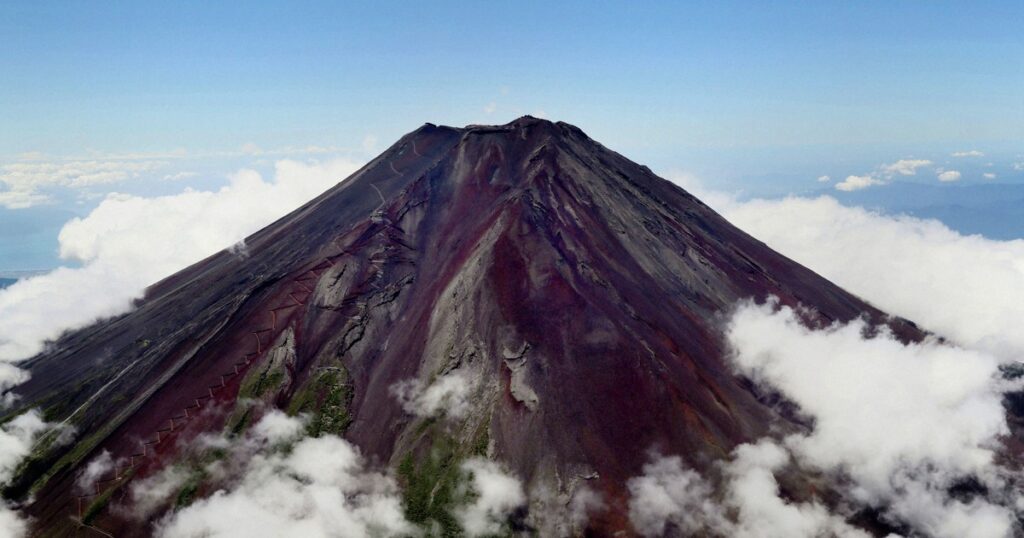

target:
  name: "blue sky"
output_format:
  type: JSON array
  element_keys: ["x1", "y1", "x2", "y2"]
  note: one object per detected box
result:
[{"x1": 1, "y1": 1, "x2": 1023, "y2": 270}]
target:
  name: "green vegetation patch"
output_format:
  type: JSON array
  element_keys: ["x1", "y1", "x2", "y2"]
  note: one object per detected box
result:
[
  {"x1": 175, "y1": 468, "x2": 207, "y2": 509},
  {"x1": 82, "y1": 486, "x2": 116, "y2": 525},
  {"x1": 287, "y1": 368, "x2": 353, "y2": 437},
  {"x1": 239, "y1": 368, "x2": 286, "y2": 400},
  {"x1": 397, "y1": 437, "x2": 465, "y2": 537},
  {"x1": 396, "y1": 414, "x2": 497, "y2": 537}
]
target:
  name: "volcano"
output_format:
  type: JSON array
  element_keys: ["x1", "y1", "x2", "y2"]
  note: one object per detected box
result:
[{"x1": 3, "y1": 117, "x2": 922, "y2": 536}]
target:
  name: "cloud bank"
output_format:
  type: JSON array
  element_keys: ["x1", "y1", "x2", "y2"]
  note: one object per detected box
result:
[
  {"x1": 719, "y1": 195, "x2": 1024, "y2": 358},
  {"x1": 155, "y1": 412, "x2": 415, "y2": 538}
]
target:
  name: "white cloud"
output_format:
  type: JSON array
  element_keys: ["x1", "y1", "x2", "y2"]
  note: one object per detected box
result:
[
  {"x1": 0, "y1": 157, "x2": 362, "y2": 365},
  {"x1": 729, "y1": 301, "x2": 1009, "y2": 483},
  {"x1": 835, "y1": 174, "x2": 883, "y2": 192},
  {"x1": 76, "y1": 449, "x2": 115, "y2": 493},
  {"x1": 952, "y1": 150, "x2": 985, "y2": 157},
  {"x1": 126, "y1": 465, "x2": 190, "y2": 521},
  {"x1": 239, "y1": 142, "x2": 263, "y2": 156},
  {"x1": 882, "y1": 159, "x2": 932, "y2": 177},
  {"x1": 628, "y1": 443, "x2": 869, "y2": 538},
  {"x1": 937, "y1": 170, "x2": 962, "y2": 182},
  {"x1": 360, "y1": 135, "x2": 378, "y2": 154},
  {"x1": 250, "y1": 410, "x2": 307, "y2": 445},
  {"x1": 0, "y1": 190, "x2": 52, "y2": 209},
  {"x1": 162, "y1": 171, "x2": 198, "y2": 181},
  {"x1": 724, "y1": 441, "x2": 870, "y2": 538},
  {"x1": 983, "y1": 173, "x2": 997, "y2": 180},
  {"x1": 391, "y1": 372, "x2": 474, "y2": 419},
  {"x1": 455, "y1": 458, "x2": 526, "y2": 537},
  {"x1": 0, "y1": 508, "x2": 28, "y2": 538},
  {"x1": 156, "y1": 413, "x2": 415, "y2": 538},
  {"x1": 0, "y1": 410, "x2": 48, "y2": 484},
  {"x1": 567, "y1": 487, "x2": 604, "y2": 529},
  {"x1": 483, "y1": 102, "x2": 497, "y2": 115},
  {"x1": 634, "y1": 183, "x2": 1024, "y2": 535},
  {"x1": 1013, "y1": 162, "x2": 1024, "y2": 171},
  {"x1": 630, "y1": 295, "x2": 1021, "y2": 538},
  {"x1": 810, "y1": 158, "x2": 931, "y2": 193},
  {"x1": 0, "y1": 410, "x2": 53, "y2": 538},
  {"x1": 627, "y1": 454, "x2": 725, "y2": 536},
  {"x1": 726, "y1": 300, "x2": 1016, "y2": 537},
  {"x1": 0, "y1": 363, "x2": 30, "y2": 407}
]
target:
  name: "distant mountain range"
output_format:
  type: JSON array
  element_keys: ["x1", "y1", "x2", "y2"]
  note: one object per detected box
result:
[
  {"x1": 813, "y1": 181, "x2": 1024, "y2": 240},
  {"x1": 0, "y1": 271, "x2": 47, "y2": 289}
]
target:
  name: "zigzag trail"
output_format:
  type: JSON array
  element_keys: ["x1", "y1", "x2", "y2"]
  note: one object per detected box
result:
[
  {"x1": 68, "y1": 256, "x2": 338, "y2": 535},
  {"x1": 64, "y1": 146, "x2": 424, "y2": 536}
]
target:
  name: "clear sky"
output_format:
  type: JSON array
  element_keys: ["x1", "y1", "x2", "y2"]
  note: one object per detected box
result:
[{"x1": 1, "y1": 1, "x2": 1023, "y2": 270}]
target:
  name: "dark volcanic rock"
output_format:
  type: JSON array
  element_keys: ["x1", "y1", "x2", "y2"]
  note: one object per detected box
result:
[{"x1": 5, "y1": 116, "x2": 919, "y2": 536}]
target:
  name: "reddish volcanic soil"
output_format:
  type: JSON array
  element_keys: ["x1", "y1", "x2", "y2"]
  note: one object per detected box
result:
[{"x1": 5, "y1": 116, "x2": 923, "y2": 536}]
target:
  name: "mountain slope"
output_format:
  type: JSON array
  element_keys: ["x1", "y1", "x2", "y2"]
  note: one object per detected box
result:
[{"x1": 4, "y1": 117, "x2": 921, "y2": 536}]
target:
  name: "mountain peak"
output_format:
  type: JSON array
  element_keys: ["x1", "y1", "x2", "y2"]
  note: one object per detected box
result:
[
  {"x1": 463, "y1": 114, "x2": 553, "y2": 129},
  {"x1": 414, "y1": 115, "x2": 581, "y2": 140}
]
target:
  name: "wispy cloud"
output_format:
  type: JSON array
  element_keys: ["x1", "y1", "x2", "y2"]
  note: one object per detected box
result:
[
  {"x1": 881, "y1": 158, "x2": 932, "y2": 177},
  {"x1": 391, "y1": 372, "x2": 475, "y2": 419},
  {"x1": 0, "y1": 158, "x2": 166, "y2": 208},
  {"x1": 952, "y1": 150, "x2": 984, "y2": 157},
  {"x1": 162, "y1": 171, "x2": 197, "y2": 181}
]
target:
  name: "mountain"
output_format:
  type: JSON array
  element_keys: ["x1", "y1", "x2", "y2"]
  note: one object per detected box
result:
[{"x1": 3, "y1": 117, "x2": 922, "y2": 536}]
